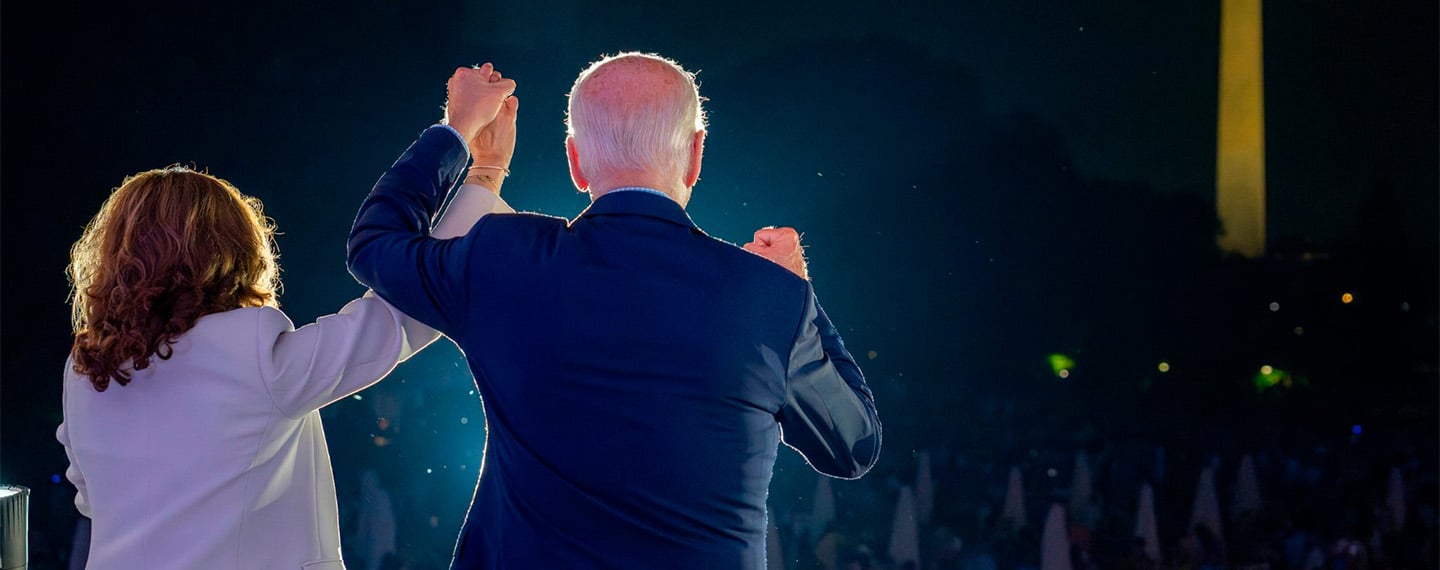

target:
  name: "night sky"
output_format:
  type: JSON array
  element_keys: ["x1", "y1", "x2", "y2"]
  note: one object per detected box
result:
[{"x1": 2, "y1": 0, "x2": 1436, "y2": 566}]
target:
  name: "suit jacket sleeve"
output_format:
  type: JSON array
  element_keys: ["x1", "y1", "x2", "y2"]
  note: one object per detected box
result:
[
  {"x1": 777, "y1": 286, "x2": 882, "y2": 479},
  {"x1": 259, "y1": 174, "x2": 511, "y2": 417},
  {"x1": 385, "y1": 183, "x2": 515, "y2": 351},
  {"x1": 347, "y1": 126, "x2": 485, "y2": 335}
]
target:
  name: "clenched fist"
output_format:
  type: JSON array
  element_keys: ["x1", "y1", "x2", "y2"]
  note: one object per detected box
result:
[{"x1": 743, "y1": 226, "x2": 808, "y2": 280}]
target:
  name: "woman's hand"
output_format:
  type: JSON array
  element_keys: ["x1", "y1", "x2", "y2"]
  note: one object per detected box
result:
[{"x1": 466, "y1": 96, "x2": 518, "y2": 194}]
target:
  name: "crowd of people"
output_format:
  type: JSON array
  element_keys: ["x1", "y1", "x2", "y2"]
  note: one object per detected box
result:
[{"x1": 756, "y1": 397, "x2": 1437, "y2": 570}]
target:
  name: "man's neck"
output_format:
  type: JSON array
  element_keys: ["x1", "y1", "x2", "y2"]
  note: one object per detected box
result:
[{"x1": 590, "y1": 179, "x2": 688, "y2": 206}]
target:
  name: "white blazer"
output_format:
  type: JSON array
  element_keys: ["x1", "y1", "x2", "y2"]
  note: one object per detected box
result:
[{"x1": 57, "y1": 184, "x2": 512, "y2": 570}]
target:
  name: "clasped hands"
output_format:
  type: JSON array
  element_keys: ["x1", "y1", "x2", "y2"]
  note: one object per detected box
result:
[{"x1": 444, "y1": 63, "x2": 518, "y2": 192}]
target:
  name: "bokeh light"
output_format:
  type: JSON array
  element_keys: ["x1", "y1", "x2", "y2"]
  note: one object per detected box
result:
[{"x1": 1047, "y1": 353, "x2": 1076, "y2": 378}]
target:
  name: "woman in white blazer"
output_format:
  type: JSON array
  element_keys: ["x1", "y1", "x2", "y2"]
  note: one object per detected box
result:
[{"x1": 56, "y1": 64, "x2": 519, "y2": 569}]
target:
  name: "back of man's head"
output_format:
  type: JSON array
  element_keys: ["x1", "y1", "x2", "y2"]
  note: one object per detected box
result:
[{"x1": 566, "y1": 52, "x2": 706, "y2": 194}]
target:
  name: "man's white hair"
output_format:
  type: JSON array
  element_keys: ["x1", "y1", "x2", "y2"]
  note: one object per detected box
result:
[{"x1": 566, "y1": 52, "x2": 707, "y2": 185}]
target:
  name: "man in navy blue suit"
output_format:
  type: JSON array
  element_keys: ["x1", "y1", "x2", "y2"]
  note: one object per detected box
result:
[{"x1": 348, "y1": 53, "x2": 881, "y2": 569}]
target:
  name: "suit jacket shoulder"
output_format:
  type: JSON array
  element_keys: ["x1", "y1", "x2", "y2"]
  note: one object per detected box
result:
[{"x1": 477, "y1": 210, "x2": 570, "y2": 233}]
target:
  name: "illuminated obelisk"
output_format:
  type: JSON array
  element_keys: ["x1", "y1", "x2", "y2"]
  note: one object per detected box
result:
[{"x1": 1216, "y1": 0, "x2": 1266, "y2": 257}]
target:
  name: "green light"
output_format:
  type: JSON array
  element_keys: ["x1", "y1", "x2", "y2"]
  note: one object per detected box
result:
[
  {"x1": 1253, "y1": 365, "x2": 1288, "y2": 392},
  {"x1": 1047, "y1": 353, "x2": 1076, "y2": 377}
]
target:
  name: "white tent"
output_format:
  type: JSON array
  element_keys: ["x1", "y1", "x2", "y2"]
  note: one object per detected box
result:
[
  {"x1": 1232, "y1": 454, "x2": 1261, "y2": 516},
  {"x1": 1190, "y1": 465, "x2": 1224, "y2": 545},
  {"x1": 767, "y1": 510, "x2": 785, "y2": 570},
  {"x1": 916, "y1": 450, "x2": 935, "y2": 524},
  {"x1": 1000, "y1": 466, "x2": 1027, "y2": 531},
  {"x1": 1385, "y1": 466, "x2": 1406, "y2": 532},
  {"x1": 1134, "y1": 483, "x2": 1161, "y2": 563},
  {"x1": 355, "y1": 470, "x2": 396, "y2": 570},
  {"x1": 815, "y1": 530, "x2": 840, "y2": 570},
  {"x1": 1068, "y1": 451, "x2": 1093, "y2": 527},
  {"x1": 810, "y1": 475, "x2": 836, "y2": 545},
  {"x1": 1040, "y1": 503, "x2": 1073, "y2": 570},
  {"x1": 889, "y1": 486, "x2": 921, "y2": 568}
]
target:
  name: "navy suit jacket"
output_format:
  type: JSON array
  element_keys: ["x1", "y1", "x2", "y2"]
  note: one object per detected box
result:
[{"x1": 348, "y1": 126, "x2": 881, "y2": 569}]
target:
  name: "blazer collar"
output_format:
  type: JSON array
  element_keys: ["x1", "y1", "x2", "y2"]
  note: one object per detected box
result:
[{"x1": 576, "y1": 189, "x2": 700, "y2": 231}]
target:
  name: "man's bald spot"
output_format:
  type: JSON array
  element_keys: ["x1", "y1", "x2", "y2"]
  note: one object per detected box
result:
[{"x1": 575, "y1": 55, "x2": 696, "y2": 115}]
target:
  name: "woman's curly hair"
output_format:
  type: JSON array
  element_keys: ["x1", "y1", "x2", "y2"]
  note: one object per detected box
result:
[{"x1": 68, "y1": 166, "x2": 281, "y2": 391}]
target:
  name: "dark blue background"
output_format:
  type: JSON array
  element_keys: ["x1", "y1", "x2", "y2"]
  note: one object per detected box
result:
[{"x1": 3, "y1": 1, "x2": 1435, "y2": 568}]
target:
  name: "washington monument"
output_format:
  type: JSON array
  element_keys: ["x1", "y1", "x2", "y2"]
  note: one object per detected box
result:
[{"x1": 1216, "y1": 0, "x2": 1266, "y2": 258}]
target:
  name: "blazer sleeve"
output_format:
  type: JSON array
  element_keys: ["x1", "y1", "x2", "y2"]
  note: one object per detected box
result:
[
  {"x1": 255, "y1": 297, "x2": 423, "y2": 417},
  {"x1": 777, "y1": 286, "x2": 882, "y2": 479},
  {"x1": 433, "y1": 183, "x2": 515, "y2": 239},
  {"x1": 347, "y1": 126, "x2": 492, "y2": 336}
]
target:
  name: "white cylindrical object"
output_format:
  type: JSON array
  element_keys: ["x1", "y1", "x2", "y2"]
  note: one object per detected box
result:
[{"x1": 0, "y1": 485, "x2": 29, "y2": 570}]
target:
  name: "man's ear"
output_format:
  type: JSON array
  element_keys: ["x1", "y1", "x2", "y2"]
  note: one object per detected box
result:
[
  {"x1": 683, "y1": 130, "x2": 705, "y2": 188},
  {"x1": 566, "y1": 136, "x2": 589, "y2": 192}
]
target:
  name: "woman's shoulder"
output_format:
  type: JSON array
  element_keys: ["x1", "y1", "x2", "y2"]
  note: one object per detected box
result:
[
  {"x1": 60, "y1": 306, "x2": 297, "y2": 392},
  {"x1": 191, "y1": 305, "x2": 296, "y2": 339},
  {"x1": 195, "y1": 298, "x2": 399, "y2": 342}
]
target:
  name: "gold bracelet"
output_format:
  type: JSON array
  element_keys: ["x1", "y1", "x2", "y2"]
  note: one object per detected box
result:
[{"x1": 468, "y1": 165, "x2": 510, "y2": 177}]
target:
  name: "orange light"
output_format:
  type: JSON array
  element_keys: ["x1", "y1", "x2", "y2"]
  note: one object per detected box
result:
[{"x1": 1342, "y1": 293, "x2": 1354, "y2": 304}]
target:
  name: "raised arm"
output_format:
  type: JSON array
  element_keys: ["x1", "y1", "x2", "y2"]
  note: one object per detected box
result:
[
  {"x1": 347, "y1": 65, "x2": 516, "y2": 334},
  {"x1": 378, "y1": 177, "x2": 515, "y2": 363},
  {"x1": 263, "y1": 65, "x2": 518, "y2": 415}
]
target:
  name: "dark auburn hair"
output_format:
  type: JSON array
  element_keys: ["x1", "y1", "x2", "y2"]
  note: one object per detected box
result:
[{"x1": 68, "y1": 166, "x2": 281, "y2": 391}]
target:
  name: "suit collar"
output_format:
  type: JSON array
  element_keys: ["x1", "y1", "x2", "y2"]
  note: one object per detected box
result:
[{"x1": 576, "y1": 189, "x2": 700, "y2": 231}]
